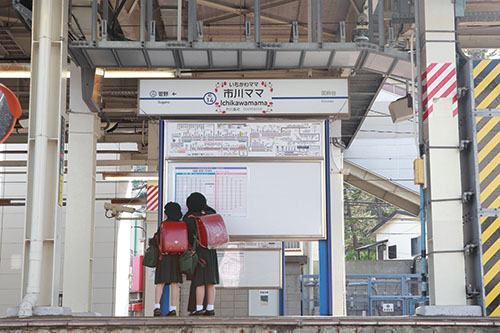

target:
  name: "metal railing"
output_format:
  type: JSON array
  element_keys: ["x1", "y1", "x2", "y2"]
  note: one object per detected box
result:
[
  {"x1": 300, "y1": 274, "x2": 320, "y2": 316},
  {"x1": 346, "y1": 274, "x2": 425, "y2": 316},
  {"x1": 301, "y1": 273, "x2": 426, "y2": 316}
]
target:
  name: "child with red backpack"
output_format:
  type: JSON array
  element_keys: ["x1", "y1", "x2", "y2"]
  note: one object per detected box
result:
[
  {"x1": 183, "y1": 192, "x2": 220, "y2": 316},
  {"x1": 150, "y1": 202, "x2": 184, "y2": 316}
]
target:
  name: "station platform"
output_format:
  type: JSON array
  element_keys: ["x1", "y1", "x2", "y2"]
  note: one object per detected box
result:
[{"x1": 1, "y1": 316, "x2": 500, "y2": 332}]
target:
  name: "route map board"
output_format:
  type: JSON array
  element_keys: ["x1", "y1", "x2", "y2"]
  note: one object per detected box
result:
[
  {"x1": 173, "y1": 166, "x2": 248, "y2": 218},
  {"x1": 166, "y1": 122, "x2": 323, "y2": 158},
  {"x1": 167, "y1": 162, "x2": 325, "y2": 240}
]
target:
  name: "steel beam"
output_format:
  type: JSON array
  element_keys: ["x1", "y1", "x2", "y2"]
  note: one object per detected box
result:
[
  {"x1": 378, "y1": 0, "x2": 385, "y2": 50},
  {"x1": 344, "y1": 160, "x2": 420, "y2": 215},
  {"x1": 140, "y1": 0, "x2": 145, "y2": 42},
  {"x1": 316, "y1": 0, "x2": 322, "y2": 44},
  {"x1": 368, "y1": 0, "x2": 374, "y2": 42},
  {"x1": 457, "y1": 49, "x2": 485, "y2": 313},
  {"x1": 147, "y1": 0, "x2": 153, "y2": 41},
  {"x1": 188, "y1": 0, "x2": 197, "y2": 42},
  {"x1": 254, "y1": 0, "x2": 260, "y2": 44},
  {"x1": 91, "y1": 0, "x2": 97, "y2": 44},
  {"x1": 311, "y1": 0, "x2": 317, "y2": 42}
]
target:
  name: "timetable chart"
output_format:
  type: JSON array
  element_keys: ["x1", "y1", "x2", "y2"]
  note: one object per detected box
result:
[
  {"x1": 166, "y1": 122, "x2": 323, "y2": 158},
  {"x1": 174, "y1": 167, "x2": 248, "y2": 218}
]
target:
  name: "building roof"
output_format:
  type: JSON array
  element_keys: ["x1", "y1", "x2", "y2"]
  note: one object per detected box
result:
[
  {"x1": 367, "y1": 210, "x2": 416, "y2": 237},
  {"x1": 355, "y1": 239, "x2": 389, "y2": 252}
]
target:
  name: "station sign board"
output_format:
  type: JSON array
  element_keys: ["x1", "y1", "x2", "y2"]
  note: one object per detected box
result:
[{"x1": 138, "y1": 79, "x2": 349, "y2": 117}]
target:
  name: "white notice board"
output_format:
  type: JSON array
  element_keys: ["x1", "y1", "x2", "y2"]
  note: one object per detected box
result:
[
  {"x1": 217, "y1": 249, "x2": 282, "y2": 288},
  {"x1": 139, "y1": 79, "x2": 349, "y2": 117},
  {"x1": 167, "y1": 161, "x2": 325, "y2": 240}
]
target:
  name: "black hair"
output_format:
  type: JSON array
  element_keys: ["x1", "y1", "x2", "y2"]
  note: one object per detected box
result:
[{"x1": 164, "y1": 201, "x2": 182, "y2": 221}]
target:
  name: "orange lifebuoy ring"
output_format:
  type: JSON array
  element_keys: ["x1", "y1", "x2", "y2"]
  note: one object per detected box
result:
[{"x1": 0, "y1": 83, "x2": 22, "y2": 144}]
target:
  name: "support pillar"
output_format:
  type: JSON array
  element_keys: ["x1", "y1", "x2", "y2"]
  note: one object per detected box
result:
[
  {"x1": 143, "y1": 212, "x2": 158, "y2": 316},
  {"x1": 330, "y1": 120, "x2": 346, "y2": 315},
  {"x1": 62, "y1": 64, "x2": 99, "y2": 312},
  {"x1": 319, "y1": 119, "x2": 345, "y2": 316},
  {"x1": 114, "y1": 153, "x2": 134, "y2": 316},
  {"x1": 19, "y1": 0, "x2": 69, "y2": 317},
  {"x1": 143, "y1": 120, "x2": 160, "y2": 316},
  {"x1": 419, "y1": 0, "x2": 467, "y2": 305}
]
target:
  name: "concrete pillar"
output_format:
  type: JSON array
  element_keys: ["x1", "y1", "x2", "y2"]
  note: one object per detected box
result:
[
  {"x1": 419, "y1": 0, "x2": 467, "y2": 305},
  {"x1": 19, "y1": 0, "x2": 69, "y2": 316},
  {"x1": 330, "y1": 120, "x2": 346, "y2": 315},
  {"x1": 143, "y1": 121, "x2": 160, "y2": 316},
  {"x1": 62, "y1": 64, "x2": 99, "y2": 312},
  {"x1": 114, "y1": 153, "x2": 133, "y2": 316},
  {"x1": 143, "y1": 212, "x2": 158, "y2": 316},
  {"x1": 147, "y1": 121, "x2": 159, "y2": 173}
]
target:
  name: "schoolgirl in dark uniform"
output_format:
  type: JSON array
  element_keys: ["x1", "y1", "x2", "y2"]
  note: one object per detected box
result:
[
  {"x1": 183, "y1": 192, "x2": 220, "y2": 316},
  {"x1": 150, "y1": 202, "x2": 183, "y2": 316}
]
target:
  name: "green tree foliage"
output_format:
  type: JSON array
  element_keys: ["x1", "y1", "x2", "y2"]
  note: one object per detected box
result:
[
  {"x1": 463, "y1": 49, "x2": 499, "y2": 60},
  {"x1": 344, "y1": 183, "x2": 396, "y2": 260}
]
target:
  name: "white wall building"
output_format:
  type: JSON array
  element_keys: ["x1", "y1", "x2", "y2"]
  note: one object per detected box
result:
[{"x1": 368, "y1": 211, "x2": 421, "y2": 260}]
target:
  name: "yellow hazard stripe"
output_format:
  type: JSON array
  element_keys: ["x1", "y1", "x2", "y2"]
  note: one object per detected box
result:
[
  {"x1": 481, "y1": 172, "x2": 500, "y2": 205},
  {"x1": 477, "y1": 118, "x2": 500, "y2": 144},
  {"x1": 486, "y1": 280, "x2": 500, "y2": 307},
  {"x1": 475, "y1": 62, "x2": 500, "y2": 317},
  {"x1": 475, "y1": 62, "x2": 500, "y2": 98},
  {"x1": 478, "y1": 83, "x2": 500, "y2": 109},
  {"x1": 474, "y1": 60, "x2": 492, "y2": 79},
  {"x1": 483, "y1": 236, "x2": 500, "y2": 265},
  {"x1": 485, "y1": 261, "x2": 500, "y2": 286},
  {"x1": 483, "y1": 217, "x2": 500, "y2": 245},
  {"x1": 480, "y1": 152, "x2": 500, "y2": 183},
  {"x1": 478, "y1": 129, "x2": 500, "y2": 164},
  {"x1": 486, "y1": 194, "x2": 500, "y2": 210},
  {"x1": 490, "y1": 303, "x2": 500, "y2": 316}
]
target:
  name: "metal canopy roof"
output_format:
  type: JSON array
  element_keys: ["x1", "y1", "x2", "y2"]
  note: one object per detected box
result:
[
  {"x1": 69, "y1": 39, "x2": 412, "y2": 148},
  {"x1": 70, "y1": 41, "x2": 412, "y2": 79}
]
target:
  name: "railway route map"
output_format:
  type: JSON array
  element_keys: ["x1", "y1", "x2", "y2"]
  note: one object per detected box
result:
[{"x1": 166, "y1": 122, "x2": 323, "y2": 158}]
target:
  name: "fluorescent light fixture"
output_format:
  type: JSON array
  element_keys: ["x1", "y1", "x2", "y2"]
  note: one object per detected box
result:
[
  {"x1": 0, "y1": 71, "x2": 31, "y2": 78},
  {"x1": 102, "y1": 69, "x2": 175, "y2": 78},
  {"x1": 102, "y1": 172, "x2": 158, "y2": 181},
  {"x1": 0, "y1": 67, "x2": 175, "y2": 79},
  {"x1": 0, "y1": 71, "x2": 71, "y2": 78}
]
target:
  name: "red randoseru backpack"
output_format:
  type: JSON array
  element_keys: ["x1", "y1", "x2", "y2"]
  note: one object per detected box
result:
[
  {"x1": 159, "y1": 221, "x2": 189, "y2": 254},
  {"x1": 189, "y1": 211, "x2": 229, "y2": 249}
]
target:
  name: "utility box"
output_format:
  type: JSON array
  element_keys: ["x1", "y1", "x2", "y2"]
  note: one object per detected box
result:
[
  {"x1": 414, "y1": 158, "x2": 425, "y2": 185},
  {"x1": 248, "y1": 290, "x2": 279, "y2": 316}
]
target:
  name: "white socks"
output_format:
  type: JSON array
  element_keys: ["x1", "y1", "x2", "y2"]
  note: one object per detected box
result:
[
  {"x1": 169, "y1": 305, "x2": 177, "y2": 312},
  {"x1": 196, "y1": 305, "x2": 203, "y2": 311},
  {"x1": 154, "y1": 304, "x2": 160, "y2": 309},
  {"x1": 206, "y1": 304, "x2": 214, "y2": 311}
]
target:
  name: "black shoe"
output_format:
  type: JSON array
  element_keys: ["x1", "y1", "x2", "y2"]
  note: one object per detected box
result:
[
  {"x1": 189, "y1": 309, "x2": 206, "y2": 316},
  {"x1": 203, "y1": 310, "x2": 215, "y2": 316},
  {"x1": 153, "y1": 308, "x2": 162, "y2": 317},
  {"x1": 165, "y1": 310, "x2": 176, "y2": 317}
]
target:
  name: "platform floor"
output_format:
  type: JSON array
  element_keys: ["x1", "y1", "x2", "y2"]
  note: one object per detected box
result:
[{"x1": 1, "y1": 316, "x2": 500, "y2": 332}]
